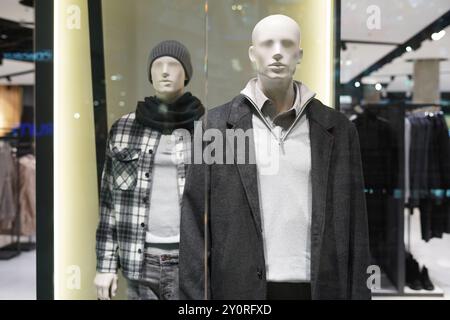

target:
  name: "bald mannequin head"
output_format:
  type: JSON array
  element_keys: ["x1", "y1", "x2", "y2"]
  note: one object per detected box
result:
[
  {"x1": 251, "y1": 14, "x2": 301, "y2": 46},
  {"x1": 249, "y1": 14, "x2": 303, "y2": 81}
]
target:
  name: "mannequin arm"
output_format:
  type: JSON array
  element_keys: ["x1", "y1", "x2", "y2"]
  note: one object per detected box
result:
[{"x1": 96, "y1": 129, "x2": 120, "y2": 274}]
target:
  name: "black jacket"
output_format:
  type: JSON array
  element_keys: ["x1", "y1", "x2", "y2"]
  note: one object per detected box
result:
[
  {"x1": 352, "y1": 110, "x2": 399, "y2": 193},
  {"x1": 179, "y1": 95, "x2": 371, "y2": 300}
]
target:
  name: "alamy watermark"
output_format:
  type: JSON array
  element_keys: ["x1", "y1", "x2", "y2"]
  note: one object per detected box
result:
[{"x1": 170, "y1": 121, "x2": 281, "y2": 176}]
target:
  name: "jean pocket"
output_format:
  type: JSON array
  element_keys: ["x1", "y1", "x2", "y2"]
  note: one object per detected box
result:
[{"x1": 112, "y1": 147, "x2": 141, "y2": 190}]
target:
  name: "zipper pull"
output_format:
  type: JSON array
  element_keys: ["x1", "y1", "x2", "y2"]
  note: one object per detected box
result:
[{"x1": 278, "y1": 139, "x2": 285, "y2": 154}]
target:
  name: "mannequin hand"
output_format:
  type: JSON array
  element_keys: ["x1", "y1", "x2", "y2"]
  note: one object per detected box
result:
[{"x1": 94, "y1": 272, "x2": 118, "y2": 300}]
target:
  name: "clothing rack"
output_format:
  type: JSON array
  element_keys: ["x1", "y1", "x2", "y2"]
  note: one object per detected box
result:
[
  {"x1": 0, "y1": 134, "x2": 22, "y2": 260},
  {"x1": 404, "y1": 103, "x2": 443, "y2": 254},
  {"x1": 403, "y1": 103, "x2": 447, "y2": 297},
  {"x1": 359, "y1": 103, "x2": 447, "y2": 297}
]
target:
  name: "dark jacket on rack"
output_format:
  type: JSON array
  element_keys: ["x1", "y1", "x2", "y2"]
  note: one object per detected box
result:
[
  {"x1": 351, "y1": 109, "x2": 399, "y2": 262},
  {"x1": 408, "y1": 116, "x2": 432, "y2": 206},
  {"x1": 427, "y1": 114, "x2": 450, "y2": 194},
  {"x1": 412, "y1": 113, "x2": 450, "y2": 240},
  {"x1": 352, "y1": 109, "x2": 399, "y2": 194},
  {"x1": 179, "y1": 95, "x2": 371, "y2": 300}
]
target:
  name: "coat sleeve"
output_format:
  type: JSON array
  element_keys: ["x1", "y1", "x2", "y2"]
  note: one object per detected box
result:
[
  {"x1": 95, "y1": 127, "x2": 119, "y2": 274},
  {"x1": 348, "y1": 123, "x2": 372, "y2": 299},
  {"x1": 179, "y1": 120, "x2": 211, "y2": 300}
]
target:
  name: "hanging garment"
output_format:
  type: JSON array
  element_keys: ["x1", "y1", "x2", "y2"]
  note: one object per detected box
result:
[
  {"x1": 352, "y1": 109, "x2": 399, "y2": 194},
  {"x1": 407, "y1": 112, "x2": 450, "y2": 241},
  {"x1": 405, "y1": 118, "x2": 411, "y2": 204},
  {"x1": 423, "y1": 113, "x2": 450, "y2": 240},
  {"x1": 19, "y1": 154, "x2": 36, "y2": 236},
  {"x1": 352, "y1": 108, "x2": 399, "y2": 262},
  {"x1": 408, "y1": 115, "x2": 432, "y2": 206},
  {"x1": 0, "y1": 142, "x2": 17, "y2": 231}
]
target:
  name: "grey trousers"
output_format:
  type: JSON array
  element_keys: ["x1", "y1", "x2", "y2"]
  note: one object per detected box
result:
[{"x1": 126, "y1": 243, "x2": 179, "y2": 300}]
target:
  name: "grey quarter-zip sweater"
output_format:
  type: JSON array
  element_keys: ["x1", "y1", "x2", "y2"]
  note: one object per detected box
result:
[{"x1": 240, "y1": 78, "x2": 316, "y2": 282}]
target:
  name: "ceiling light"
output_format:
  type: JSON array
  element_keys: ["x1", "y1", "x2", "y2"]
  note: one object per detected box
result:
[
  {"x1": 406, "y1": 46, "x2": 412, "y2": 52},
  {"x1": 375, "y1": 83, "x2": 382, "y2": 91},
  {"x1": 431, "y1": 30, "x2": 446, "y2": 41},
  {"x1": 354, "y1": 81, "x2": 361, "y2": 88}
]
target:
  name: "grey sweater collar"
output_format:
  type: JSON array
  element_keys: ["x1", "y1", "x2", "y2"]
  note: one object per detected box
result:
[{"x1": 240, "y1": 78, "x2": 316, "y2": 117}]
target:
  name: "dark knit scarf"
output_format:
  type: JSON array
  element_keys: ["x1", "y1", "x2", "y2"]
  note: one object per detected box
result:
[{"x1": 136, "y1": 92, "x2": 205, "y2": 133}]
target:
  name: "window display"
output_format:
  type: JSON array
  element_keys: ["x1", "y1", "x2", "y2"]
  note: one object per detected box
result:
[
  {"x1": 51, "y1": 0, "x2": 336, "y2": 300},
  {"x1": 24, "y1": 0, "x2": 450, "y2": 303}
]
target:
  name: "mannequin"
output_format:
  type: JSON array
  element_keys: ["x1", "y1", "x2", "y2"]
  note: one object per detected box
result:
[
  {"x1": 179, "y1": 15, "x2": 371, "y2": 300},
  {"x1": 95, "y1": 40, "x2": 204, "y2": 300}
]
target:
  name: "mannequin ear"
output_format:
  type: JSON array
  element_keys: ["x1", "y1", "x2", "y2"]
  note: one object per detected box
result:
[
  {"x1": 248, "y1": 46, "x2": 256, "y2": 63},
  {"x1": 183, "y1": 69, "x2": 188, "y2": 86},
  {"x1": 297, "y1": 48, "x2": 303, "y2": 65}
]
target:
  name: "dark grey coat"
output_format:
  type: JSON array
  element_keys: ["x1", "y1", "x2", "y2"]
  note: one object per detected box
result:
[{"x1": 179, "y1": 95, "x2": 371, "y2": 300}]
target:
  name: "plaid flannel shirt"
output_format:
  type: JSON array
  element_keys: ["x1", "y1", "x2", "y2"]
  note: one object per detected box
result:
[{"x1": 96, "y1": 112, "x2": 190, "y2": 279}]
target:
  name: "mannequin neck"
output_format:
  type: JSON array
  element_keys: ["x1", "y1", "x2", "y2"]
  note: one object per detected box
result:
[
  {"x1": 257, "y1": 76, "x2": 295, "y2": 114},
  {"x1": 155, "y1": 89, "x2": 185, "y2": 104}
]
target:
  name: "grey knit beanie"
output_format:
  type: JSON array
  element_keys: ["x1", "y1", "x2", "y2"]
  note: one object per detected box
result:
[{"x1": 147, "y1": 40, "x2": 193, "y2": 86}]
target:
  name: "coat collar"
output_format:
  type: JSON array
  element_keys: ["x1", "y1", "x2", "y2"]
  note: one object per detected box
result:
[
  {"x1": 226, "y1": 93, "x2": 337, "y2": 131},
  {"x1": 240, "y1": 78, "x2": 309, "y2": 116}
]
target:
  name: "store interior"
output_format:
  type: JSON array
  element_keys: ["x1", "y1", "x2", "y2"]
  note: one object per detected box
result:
[
  {"x1": 340, "y1": 0, "x2": 450, "y2": 298},
  {"x1": 0, "y1": 0, "x2": 36, "y2": 300}
]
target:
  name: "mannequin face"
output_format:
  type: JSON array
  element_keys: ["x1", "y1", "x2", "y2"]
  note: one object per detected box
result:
[
  {"x1": 151, "y1": 56, "x2": 186, "y2": 102},
  {"x1": 249, "y1": 15, "x2": 302, "y2": 81}
]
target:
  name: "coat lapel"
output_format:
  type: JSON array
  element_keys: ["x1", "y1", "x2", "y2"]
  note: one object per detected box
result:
[
  {"x1": 307, "y1": 101, "x2": 335, "y2": 297},
  {"x1": 226, "y1": 95, "x2": 263, "y2": 234}
]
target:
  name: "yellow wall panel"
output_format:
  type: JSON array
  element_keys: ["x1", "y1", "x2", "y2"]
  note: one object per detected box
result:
[
  {"x1": 269, "y1": 0, "x2": 335, "y2": 107},
  {"x1": 54, "y1": 0, "x2": 98, "y2": 300}
]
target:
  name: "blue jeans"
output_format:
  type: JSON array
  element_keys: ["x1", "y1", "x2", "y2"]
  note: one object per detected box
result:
[{"x1": 126, "y1": 244, "x2": 179, "y2": 300}]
